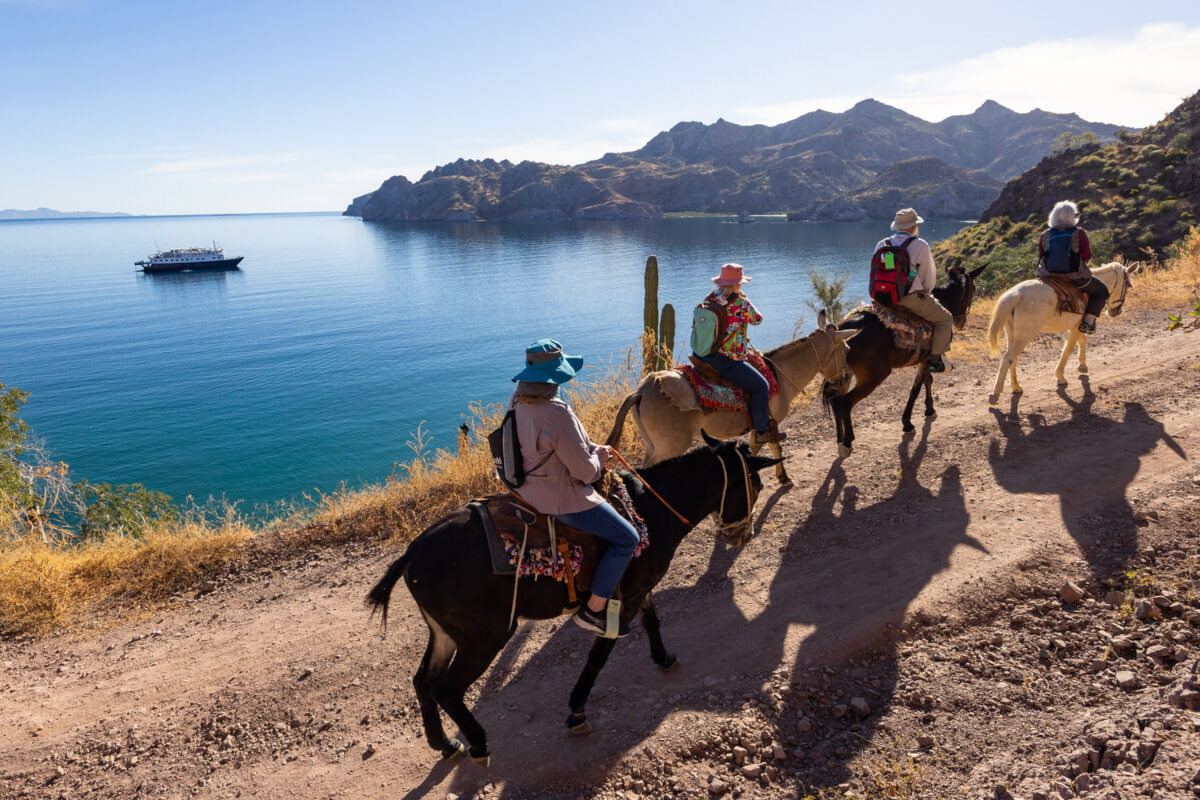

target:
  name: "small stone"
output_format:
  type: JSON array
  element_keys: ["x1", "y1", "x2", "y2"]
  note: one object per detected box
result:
[
  {"x1": 1105, "y1": 590, "x2": 1127, "y2": 606},
  {"x1": 771, "y1": 744, "x2": 786, "y2": 760},
  {"x1": 708, "y1": 778, "x2": 728, "y2": 795},
  {"x1": 849, "y1": 697, "x2": 870, "y2": 717},
  {"x1": 732, "y1": 746, "x2": 748, "y2": 760},
  {"x1": 1135, "y1": 600, "x2": 1162, "y2": 620},
  {"x1": 297, "y1": 668, "x2": 314, "y2": 681},
  {"x1": 831, "y1": 704, "x2": 848, "y2": 719},
  {"x1": 741, "y1": 763, "x2": 762, "y2": 779},
  {"x1": 1115, "y1": 671, "x2": 1138, "y2": 690},
  {"x1": 1060, "y1": 581, "x2": 1086, "y2": 603},
  {"x1": 795, "y1": 717, "x2": 812, "y2": 733},
  {"x1": 916, "y1": 734, "x2": 935, "y2": 748},
  {"x1": 1145, "y1": 644, "x2": 1173, "y2": 660}
]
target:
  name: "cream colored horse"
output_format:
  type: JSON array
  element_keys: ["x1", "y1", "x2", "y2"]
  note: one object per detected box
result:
[
  {"x1": 986, "y1": 262, "x2": 1138, "y2": 404},
  {"x1": 605, "y1": 312, "x2": 855, "y2": 485}
]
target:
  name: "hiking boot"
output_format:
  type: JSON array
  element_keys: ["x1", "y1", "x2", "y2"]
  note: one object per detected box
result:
[
  {"x1": 1077, "y1": 315, "x2": 1097, "y2": 334},
  {"x1": 752, "y1": 430, "x2": 787, "y2": 447},
  {"x1": 926, "y1": 354, "x2": 946, "y2": 373},
  {"x1": 574, "y1": 605, "x2": 629, "y2": 638}
]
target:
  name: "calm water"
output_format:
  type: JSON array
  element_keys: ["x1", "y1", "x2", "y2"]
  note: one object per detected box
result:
[{"x1": 0, "y1": 213, "x2": 969, "y2": 509}]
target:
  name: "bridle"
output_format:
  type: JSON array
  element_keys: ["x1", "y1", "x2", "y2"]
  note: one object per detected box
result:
[
  {"x1": 1107, "y1": 266, "x2": 1133, "y2": 315},
  {"x1": 767, "y1": 328, "x2": 851, "y2": 397},
  {"x1": 714, "y1": 447, "x2": 755, "y2": 539}
]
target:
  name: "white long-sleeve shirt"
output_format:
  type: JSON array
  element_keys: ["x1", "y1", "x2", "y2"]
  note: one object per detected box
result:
[{"x1": 875, "y1": 233, "x2": 937, "y2": 294}]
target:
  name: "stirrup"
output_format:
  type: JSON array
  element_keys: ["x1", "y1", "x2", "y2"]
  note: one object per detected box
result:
[{"x1": 1077, "y1": 317, "x2": 1097, "y2": 334}]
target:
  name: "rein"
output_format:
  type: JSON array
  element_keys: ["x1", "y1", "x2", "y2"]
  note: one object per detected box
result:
[
  {"x1": 609, "y1": 449, "x2": 690, "y2": 525},
  {"x1": 767, "y1": 329, "x2": 849, "y2": 397},
  {"x1": 714, "y1": 447, "x2": 753, "y2": 537}
]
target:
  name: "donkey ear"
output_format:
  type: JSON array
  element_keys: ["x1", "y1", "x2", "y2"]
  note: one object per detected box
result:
[
  {"x1": 700, "y1": 429, "x2": 721, "y2": 449},
  {"x1": 817, "y1": 309, "x2": 828, "y2": 328},
  {"x1": 1128, "y1": 262, "x2": 1143, "y2": 275},
  {"x1": 747, "y1": 454, "x2": 785, "y2": 472},
  {"x1": 968, "y1": 264, "x2": 988, "y2": 279},
  {"x1": 834, "y1": 328, "x2": 858, "y2": 342}
]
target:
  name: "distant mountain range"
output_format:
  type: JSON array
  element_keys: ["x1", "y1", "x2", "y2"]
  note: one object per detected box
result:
[
  {"x1": 0, "y1": 208, "x2": 132, "y2": 220},
  {"x1": 345, "y1": 99, "x2": 1129, "y2": 223}
]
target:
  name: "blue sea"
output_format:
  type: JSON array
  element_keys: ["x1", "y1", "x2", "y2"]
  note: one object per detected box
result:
[{"x1": 0, "y1": 213, "x2": 969, "y2": 511}]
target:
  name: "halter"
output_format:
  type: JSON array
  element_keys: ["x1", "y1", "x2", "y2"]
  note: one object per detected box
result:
[
  {"x1": 714, "y1": 447, "x2": 755, "y2": 538},
  {"x1": 1108, "y1": 266, "x2": 1132, "y2": 315},
  {"x1": 768, "y1": 328, "x2": 850, "y2": 397}
]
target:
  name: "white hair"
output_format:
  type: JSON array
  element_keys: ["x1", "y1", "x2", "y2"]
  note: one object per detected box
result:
[{"x1": 1048, "y1": 200, "x2": 1079, "y2": 229}]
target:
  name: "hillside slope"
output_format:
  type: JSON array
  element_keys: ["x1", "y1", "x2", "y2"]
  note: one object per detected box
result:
[{"x1": 936, "y1": 90, "x2": 1200, "y2": 290}]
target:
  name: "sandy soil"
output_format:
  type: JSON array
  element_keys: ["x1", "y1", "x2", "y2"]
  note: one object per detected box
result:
[{"x1": 2, "y1": 308, "x2": 1199, "y2": 800}]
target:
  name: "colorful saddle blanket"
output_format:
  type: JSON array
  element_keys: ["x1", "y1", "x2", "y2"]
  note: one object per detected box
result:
[
  {"x1": 849, "y1": 302, "x2": 932, "y2": 363},
  {"x1": 474, "y1": 477, "x2": 648, "y2": 592},
  {"x1": 1039, "y1": 275, "x2": 1086, "y2": 314},
  {"x1": 676, "y1": 352, "x2": 781, "y2": 414}
]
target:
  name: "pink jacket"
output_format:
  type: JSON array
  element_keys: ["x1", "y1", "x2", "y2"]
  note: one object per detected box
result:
[{"x1": 511, "y1": 396, "x2": 605, "y2": 515}]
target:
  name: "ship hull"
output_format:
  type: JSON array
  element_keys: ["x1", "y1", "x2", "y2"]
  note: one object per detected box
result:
[{"x1": 138, "y1": 257, "x2": 244, "y2": 274}]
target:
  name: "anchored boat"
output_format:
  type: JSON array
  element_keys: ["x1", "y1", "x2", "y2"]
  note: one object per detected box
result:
[{"x1": 135, "y1": 243, "x2": 243, "y2": 273}]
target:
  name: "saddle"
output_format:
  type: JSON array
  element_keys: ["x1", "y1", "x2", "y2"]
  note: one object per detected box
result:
[
  {"x1": 676, "y1": 351, "x2": 781, "y2": 415},
  {"x1": 472, "y1": 480, "x2": 648, "y2": 611},
  {"x1": 851, "y1": 302, "x2": 932, "y2": 366},
  {"x1": 1039, "y1": 275, "x2": 1086, "y2": 315}
]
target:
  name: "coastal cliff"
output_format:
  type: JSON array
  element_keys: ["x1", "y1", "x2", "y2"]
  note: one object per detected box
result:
[{"x1": 345, "y1": 99, "x2": 1127, "y2": 222}]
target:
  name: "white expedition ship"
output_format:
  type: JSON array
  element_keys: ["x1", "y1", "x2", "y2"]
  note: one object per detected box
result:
[{"x1": 135, "y1": 243, "x2": 243, "y2": 273}]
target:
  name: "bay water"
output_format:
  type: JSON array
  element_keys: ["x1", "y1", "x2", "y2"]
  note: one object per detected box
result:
[{"x1": 0, "y1": 213, "x2": 969, "y2": 511}]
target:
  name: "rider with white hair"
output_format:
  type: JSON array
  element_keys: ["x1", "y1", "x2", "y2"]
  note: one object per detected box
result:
[{"x1": 1037, "y1": 200, "x2": 1109, "y2": 333}]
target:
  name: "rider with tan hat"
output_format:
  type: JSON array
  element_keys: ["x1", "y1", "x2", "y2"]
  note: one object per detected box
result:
[{"x1": 875, "y1": 208, "x2": 954, "y2": 372}]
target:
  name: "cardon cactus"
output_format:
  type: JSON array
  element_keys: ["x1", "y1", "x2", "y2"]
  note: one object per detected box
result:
[
  {"x1": 657, "y1": 303, "x2": 675, "y2": 370},
  {"x1": 643, "y1": 255, "x2": 660, "y2": 372}
]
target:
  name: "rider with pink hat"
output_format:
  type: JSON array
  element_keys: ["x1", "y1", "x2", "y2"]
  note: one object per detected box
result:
[{"x1": 693, "y1": 263, "x2": 781, "y2": 446}]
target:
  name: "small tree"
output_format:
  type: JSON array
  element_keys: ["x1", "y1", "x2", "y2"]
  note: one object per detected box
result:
[
  {"x1": 76, "y1": 481, "x2": 179, "y2": 539},
  {"x1": 0, "y1": 384, "x2": 31, "y2": 499},
  {"x1": 805, "y1": 268, "x2": 851, "y2": 324},
  {"x1": 1051, "y1": 131, "x2": 1099, "y2": 155}
]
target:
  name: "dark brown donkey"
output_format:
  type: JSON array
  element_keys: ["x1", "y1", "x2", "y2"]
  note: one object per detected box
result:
[
  {"x1": 823, "y1": 264, "x2": 987, "y2": 457},
  {"x1": 366, "y1": 433, "x2": 781, "y2": 767}
]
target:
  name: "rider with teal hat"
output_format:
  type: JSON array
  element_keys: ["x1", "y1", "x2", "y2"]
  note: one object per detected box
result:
[{"x1": 509, "y1": 338, "x2": 639, "y2": 638}]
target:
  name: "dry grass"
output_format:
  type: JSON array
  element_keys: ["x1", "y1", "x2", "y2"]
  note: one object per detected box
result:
[
  {"x1": 949, "y1": 296, "x2": 996, "y2": 364},
  {"x1": 1127, "y1": 227, "x2": 1200, "y2": 312},
  {"x1": 0, "y1": 359, "x2": 642, "y2": 637}
]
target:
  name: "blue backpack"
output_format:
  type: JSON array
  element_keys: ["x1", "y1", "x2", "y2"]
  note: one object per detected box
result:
[{"x1": 1041, "y1": 227, "x2": 1081, "y2": 274}]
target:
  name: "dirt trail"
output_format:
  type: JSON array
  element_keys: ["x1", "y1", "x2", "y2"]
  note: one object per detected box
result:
[{"x1": 2, "y1": 311, "x2": 1199, "y2": 800}]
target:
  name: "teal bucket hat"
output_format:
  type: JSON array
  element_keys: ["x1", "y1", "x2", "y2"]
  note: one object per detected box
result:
[{"x1": 511, "y1": 338, "x2": 584, "y2": 384}]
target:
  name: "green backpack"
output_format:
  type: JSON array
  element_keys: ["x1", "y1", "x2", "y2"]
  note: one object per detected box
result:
[{"x1": 690, "y1": 297, "x2": 730, "y2": 357}]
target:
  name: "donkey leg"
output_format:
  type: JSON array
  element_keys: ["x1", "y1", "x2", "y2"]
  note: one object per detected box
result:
[
  {"x1": 1076, "y1": 334, "x2": 1089, "y2": 374},
  {"x1": 565, "y1": 636, "x2": 619, "y2": 735},
  {"x1": 989, "y1": 344, "x2": 1014, "y2": 404},
  {"x1": 432, "y1": 638, "x2": 507, "y2": 767},
  {"x1": 414, "y1": 614, "x2": 463, "y2": 759},
  {"x1": 923, "y1": 371, "x2": 936, "y2": 417},
  {"x1": 902, "y1": 368, "x2": 924, "y2": 432},
  {"x1": 1009, "y1": 338, "x2": 1032, "y2": 396},
  {"x1": 770, "y1": 437, "x2": 790, "y2": 485},
  {"x1": 1055, "y1": 331, "x2": 1079, "y2": 386},
  {"x1": 640, "y1": 594, "x2": 678, "y2": 670}
]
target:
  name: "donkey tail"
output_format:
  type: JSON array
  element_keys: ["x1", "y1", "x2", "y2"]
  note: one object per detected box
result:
[
  {"x1": 366, "y1": 550, "x2": 410, "y2": 632},
  {"x1": 987, "y1": 290, "x2": 1019, "y2": 355},
  {"x1": 604, "y1": 389, "x2": 641, "y2": 448}
]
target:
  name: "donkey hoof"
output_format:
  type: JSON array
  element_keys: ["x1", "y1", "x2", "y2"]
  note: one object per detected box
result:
[
  {"x1": 657, "y1": 652, "x2": 679, "y2": 671},
  {"x1": 1012, "y1": 388, "x2": 1023, "y2": 396},
  {"x1": 1056, "y1": 376, "x2": 1068, "y2": 386},
  {"x1": 468, "y1": 746, "x2": 491, "y2": 768},
  {"x1": 925, "y1": 409, "x2": 937, "y2": 419},
  {"x1": 837, "y1": 444, "x2": 852, "y2": 459},
  {"x1": 567, "y1": 714, "x2": 592, "y2": 735},
  {"x1": 441, "y1": 738, "x2": 467, "y2": 761},
  {"x1": 987, "y1": 393, "x2": 999, "y2": 405},
  {"x1": 778, "y1": 477, "x2": 793, "y2": 488},
  {"x1": 902, "y1": 421, "x2": 915, "y2": 433},
  {"x1": 1077, "y1": 364, "x2": 1089, "y2": 374}
]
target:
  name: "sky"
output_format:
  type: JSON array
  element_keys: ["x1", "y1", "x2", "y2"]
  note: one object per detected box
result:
[{"x1": 2, "y1": 0, "x2": 1200, "y2": 215}]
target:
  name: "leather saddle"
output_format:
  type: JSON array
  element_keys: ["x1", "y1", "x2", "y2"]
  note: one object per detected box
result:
[
  {"x1": 1039, "y1": 275, "x2": 1086, "y2": 314},
  {"x1": 473, "y1": 494, "x2": 606, "y2": 599},
  {"x1": 687, "y1": 355, "x2": 740, "y2": 389}
]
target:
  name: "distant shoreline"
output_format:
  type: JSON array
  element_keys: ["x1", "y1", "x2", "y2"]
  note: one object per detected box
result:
[{"x1": 0, "y1": 210, "x2": 341, "y2": 223}]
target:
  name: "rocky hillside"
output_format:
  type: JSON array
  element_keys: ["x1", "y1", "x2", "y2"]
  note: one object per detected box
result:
[
  {"x1": 936, "y1": 90, "x2": 1200, "y2": 293},
  {"x1": 789, "y1": 157, "x2": 1004, "y2": 221},
  {"x1": 346, "y1": 100, "x2": 1126, "y2": 222}
]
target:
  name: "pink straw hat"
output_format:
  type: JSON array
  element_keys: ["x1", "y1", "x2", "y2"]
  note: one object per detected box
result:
[{"x1": 711, "y1": 262, "x2": 752, "y2": 286}]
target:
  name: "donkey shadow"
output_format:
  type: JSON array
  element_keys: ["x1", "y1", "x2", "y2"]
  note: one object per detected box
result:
[
  {"x1": 415, "y1": 421, "x2": 981, "y2": 799},
  {"x1": 987, "y1": 389, "x2": 1185, "y2": 577}
]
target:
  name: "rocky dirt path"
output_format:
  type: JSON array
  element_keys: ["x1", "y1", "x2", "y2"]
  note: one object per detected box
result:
[{"x1": 2, "y1": 310, "x2": 1199, "y2": 800}]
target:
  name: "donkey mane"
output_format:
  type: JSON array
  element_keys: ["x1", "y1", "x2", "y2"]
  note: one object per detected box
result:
[{"x1": 765, "y1": 332, "x2": 815, "y2": 359}]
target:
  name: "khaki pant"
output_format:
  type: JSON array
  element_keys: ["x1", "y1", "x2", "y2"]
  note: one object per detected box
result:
[{"x1": 896, "y1": 291, "x2": 953, "y2": 355}]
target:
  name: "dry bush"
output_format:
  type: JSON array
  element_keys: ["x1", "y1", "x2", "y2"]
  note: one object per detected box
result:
[{"x1": 1127, "y1": 227, "x2": 1200, "y2": 311}]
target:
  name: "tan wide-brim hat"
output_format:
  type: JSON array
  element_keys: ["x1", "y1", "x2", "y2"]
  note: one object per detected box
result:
[{"x1": 890, "y1": 208, "x2": 925, "y2": 231}]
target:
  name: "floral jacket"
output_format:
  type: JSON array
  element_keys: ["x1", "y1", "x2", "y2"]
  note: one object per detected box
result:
[{"x1": 705, "y1": 290, "x2": 763, "y2": 360}]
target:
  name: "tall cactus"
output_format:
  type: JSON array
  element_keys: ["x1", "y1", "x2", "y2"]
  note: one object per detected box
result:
[
  {"x1": 643, "y1": 255, "x2": 660, "y2": 373},
  {"x1": 657, "y1": 303, "x2": 675, "y2": 370}
]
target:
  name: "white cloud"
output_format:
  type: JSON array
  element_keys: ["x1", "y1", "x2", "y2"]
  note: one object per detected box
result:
[
  {"x1": 141, "y1": 153, "x2": 303, "y2": 175},
  {"x1": 733, "y1": 23, "x2": 1200, "y2": 129}
]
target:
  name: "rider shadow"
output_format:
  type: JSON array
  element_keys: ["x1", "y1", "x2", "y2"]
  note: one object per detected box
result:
[
  {"x1": 986, "y1": 388, "x2": 1185, "y2": 577},
  {"x1": 428, "y1": 429, "x2": 980, "y2": 798}
]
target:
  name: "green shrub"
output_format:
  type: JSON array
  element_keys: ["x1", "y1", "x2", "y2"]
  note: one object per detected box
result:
[
  {"x1": 1075, "y1": 155, "x2": 1104, "y2": 168},
  {"x1": 76, "y1": 481, "x2": 180, "y2": 540}
]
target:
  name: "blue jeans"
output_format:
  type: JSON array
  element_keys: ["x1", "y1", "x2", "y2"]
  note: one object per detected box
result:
[
  {"x1": 699, "y1": 352, "x2": 771, "y2": 433},
  {"x1": 557, "y1": 501, "x2": 639, "y2": 600}
]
